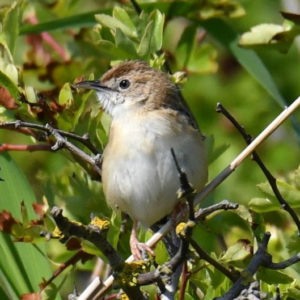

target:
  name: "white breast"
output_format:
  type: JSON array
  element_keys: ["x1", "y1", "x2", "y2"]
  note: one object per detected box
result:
[{"x1": 102, "y1": 111, "x2": 207, "y2": 227}]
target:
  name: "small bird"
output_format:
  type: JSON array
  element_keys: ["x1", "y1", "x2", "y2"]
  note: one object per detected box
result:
[{"x1": 75, "y1": 61, "x2": 208, "y2": 259}]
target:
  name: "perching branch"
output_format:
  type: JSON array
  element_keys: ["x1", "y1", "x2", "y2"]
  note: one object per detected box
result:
[
  {"x1": 50, "y1": 207, "x2": 147, "y2": 300},
  {"x1": 0, "y1": 120, "x2": 101, "y2": 155},
  {"x1": 51, "y1": 207, "x2": 123, "y2": 270},
  {"x1": 216, "y1": 102, "x2": 300, "y2": 235},
  {"x1": 0, "y1": 121, "x2": 102, "y2": 177}
]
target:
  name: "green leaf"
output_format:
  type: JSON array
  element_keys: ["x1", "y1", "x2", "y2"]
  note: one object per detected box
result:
[
  {"x1": 257, "y1": 268, "x2": 293, "y2": 284},
  {"x1": 248, "y1": 197, "x2": 280, "y2": 213},
  {"x1": 150, "y1": 10, "x2": 165, "y2": 52},
  {"x1": 258, "y1": 180, "x2": 300, "y2": 207},
  {"x1": 19, "y1": 10, "x2": 105, "y2": 34},
  {"x1": 187, "y1": 43, "x2": 218, "y2": 74},
  {"x1": 3, "y1": 0, "x2": 20, "y2": 54},
  {"x1": 137, "y1": 20, "x2": 154, "y2": 57},
  {"x1": 0, "y1": 69, "x2": 20, "y2": 100},
  {"x1": 286, "y1": 287, "x2": 300, "y2": 298},
  {"x1": 195, "y1": 0, "x2": 245, "y2": 20},
  {"x1": 58, "y1": 83, "x2": 74, "y2": 107},
  {"x1": 95, "y1": 13, "x2": 137, "y2": 39},
  {"x1": 113, "y1": 7, "x2": 136, "y2": 36},
  {"x1": 115, "y1": 28, "x2": 137, "y2": 58},
  {"x1": 220, "y1": 242, "x2": 251, "y2": 264},
  {"x1": 239, "y1": 23, "x2": 299, "y2": 53},
  {"x1": 0, "y1": 153, "x2": 53, "y2": 298}
]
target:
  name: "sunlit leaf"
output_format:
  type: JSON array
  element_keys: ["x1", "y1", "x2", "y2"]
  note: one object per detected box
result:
[
  {"x1": 115, "y1": 28, "x2": 137, "y2": 58},
  {"x1": 258, "y1": 180, "x2": 300, "y2": 207},
  {"x1": 248, "y1": 197, "x2": 280, "y2": 213},
  {"x1": 2, "y1": 0, "x2": 20, "y2": 54},
  {"x1": 220, "y1": 242, "x2": 251, "y2": 264},
  {"x1": 58, "y1": 83, "x2": 74, "y2": 107},
  {"x1": 196, "y1": 0, "x2": 245, "y2": 20},
  {"x1": 150, "y1": 10, "x2": 165, "y2": 52},
  {"x1": 95, "y1": 13, "x2": 137, "y2": 39},
  {"x1": 113, "y1": 7, "x2": 136, "y2": 36},
  {"x1": 137, "y1": 20, "x2": 154, "y2": 57},
  {"x1": 0, "y1": 69, "x2": 20, "y2": 100},
  {"x1": 239, "y1": 23, "x2": 300, "y2": 53}
]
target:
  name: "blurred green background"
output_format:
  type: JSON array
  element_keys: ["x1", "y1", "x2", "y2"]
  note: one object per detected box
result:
[{"x1": 1, "y1": 0, "x2": 300, "y2": 298}]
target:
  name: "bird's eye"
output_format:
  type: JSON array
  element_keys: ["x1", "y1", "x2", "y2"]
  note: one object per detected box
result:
[{"x1": 119, "y1": 79, "x2": 130, "y2": 89}]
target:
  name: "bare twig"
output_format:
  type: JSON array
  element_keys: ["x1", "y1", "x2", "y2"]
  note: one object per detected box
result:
[
  {"x1": 0, "y1": 143, "x2": 52, "y2": 152},
  {"x1": 266, "y1": 253, "x2": 300, "y2": 269},
  {"x1": 189, "y1": 238, "x2": 238, "y2": 282},
  {"x1": 178, "y1": 263, "x2": 189, "y2": 300},
  {"x1": 130, "y1": 0, "x2": 142, "y2": 14},
  {"x1": 195, "y1": 199, "x2": 239, "y2": 220},
  {"x1": 41, "y1": 250, "x2": 92, "y2": 290},
  {"x1": 216, "y1": 102, "x2": 300, "y2": 235},
  {"x1": 45, "y1": 124, "x2": 101, "y2": 175},
  {"x1": 0, "y1": 120, "x2": 100, "y2": 155}
]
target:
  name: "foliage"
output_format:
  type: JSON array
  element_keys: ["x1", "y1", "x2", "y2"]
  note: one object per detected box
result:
[{"x1": 0, "y1": 0, "x2": 300, "y2": 299}]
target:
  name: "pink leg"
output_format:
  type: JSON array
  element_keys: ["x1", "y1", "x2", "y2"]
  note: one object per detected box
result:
[{"x1": 130, "y1": 220, "x2": 155, "y2": 260}]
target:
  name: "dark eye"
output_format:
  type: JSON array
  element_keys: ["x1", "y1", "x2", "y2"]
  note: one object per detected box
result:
[{"x1": 119, "y1": 79, "x2": 130, "y2": 89}]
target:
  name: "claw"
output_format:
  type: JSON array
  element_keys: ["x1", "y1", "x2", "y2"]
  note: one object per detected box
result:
[{"x1": 130, "y1": 220, "x2": 155, "y2": 260}]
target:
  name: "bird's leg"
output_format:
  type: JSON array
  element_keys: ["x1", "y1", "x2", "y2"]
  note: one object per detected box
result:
[{"x1": 130, "y1": 220, "x2": 155, "y2": 260}]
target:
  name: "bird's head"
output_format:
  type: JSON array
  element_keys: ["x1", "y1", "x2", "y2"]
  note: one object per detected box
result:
[{"x1": 75, "y1": 60, "x2": 178, "y2": 117}]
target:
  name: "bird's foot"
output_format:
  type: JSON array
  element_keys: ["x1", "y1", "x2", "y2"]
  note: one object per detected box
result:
[
  {"x1": 130, "y1": 238, "x2": 155, "y2": 260},
  {"x1": 130, "y1": 221, "x2": 155, "y2": 260}
]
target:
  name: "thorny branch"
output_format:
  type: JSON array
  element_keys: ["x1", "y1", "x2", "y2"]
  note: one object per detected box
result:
[{"x1": 216, "y1": 103, "x2": 300, "y2": 235}]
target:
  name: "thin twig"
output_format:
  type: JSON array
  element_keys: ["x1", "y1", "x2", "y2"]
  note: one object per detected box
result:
[
  {"x1": 195, "y1": 199, "x2": 238, "y2": 220},
  {"x1": 45, "y1": 124, "x2": 101, "y2": 175},
  {"x1": 0, "y1": 143, "x2": 52, "y2": 152},
  {"x1": 130, "y1": 0, "x2": 142, "y2": 14},
  {"x1": 266, "y1": 253, "x2": 300, "y2": 269},
  {"x1": 178, "y1": 263, "x2": 189, "y2": 300},
  {"x1": 216, "y1": 102, "x2": 300, "y2": 235},
  {"x1": 189, "y1": 238, "x2": 238, "y2": 282},
  {"x1": 41, "y1": 250, "x2": 92, "y2": 290},
  {"x1": 0, "y1": 121, "x2": 100, "y2": 155}
]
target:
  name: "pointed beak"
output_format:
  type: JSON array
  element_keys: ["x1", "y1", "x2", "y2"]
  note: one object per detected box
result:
[{"x1": 73, "y1": 80, "x2": 112, "y2": 92}]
